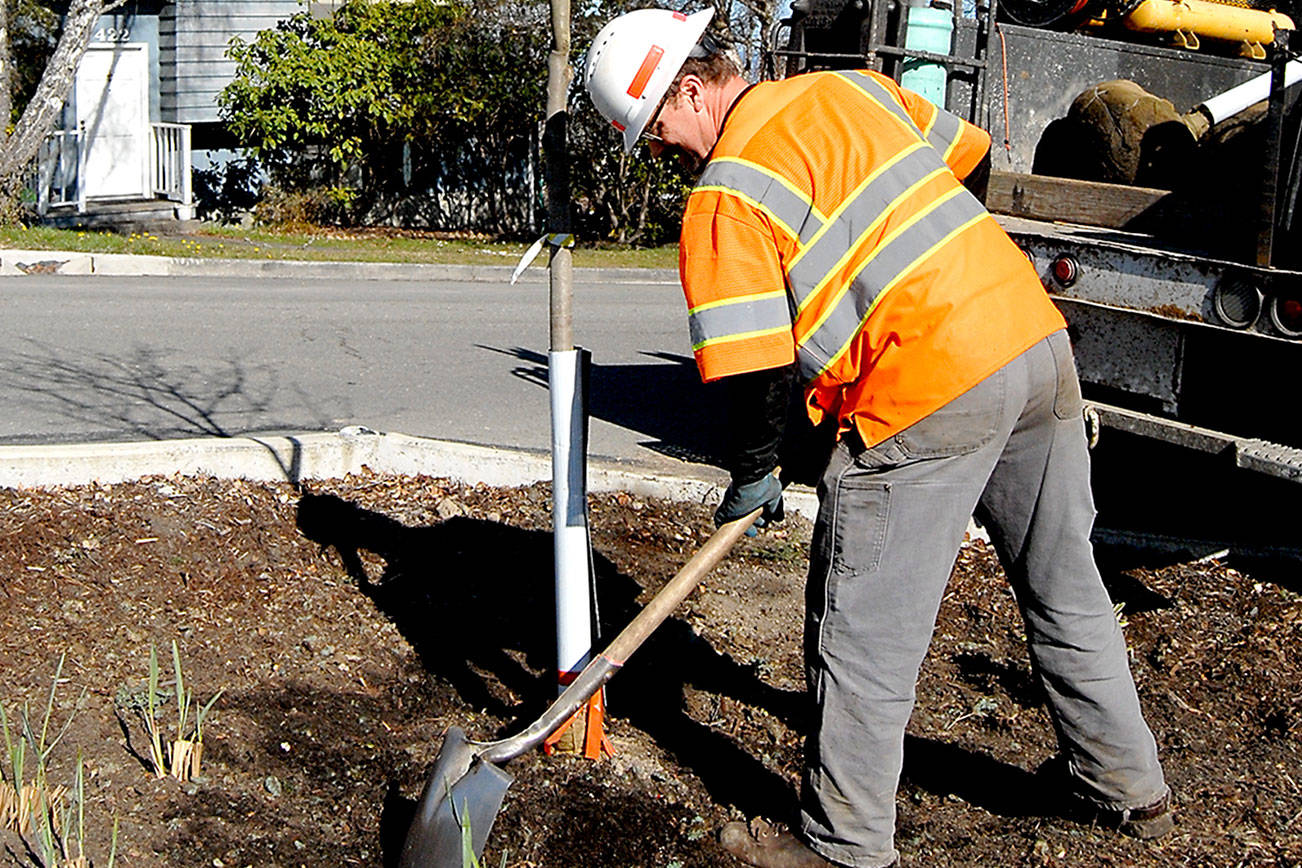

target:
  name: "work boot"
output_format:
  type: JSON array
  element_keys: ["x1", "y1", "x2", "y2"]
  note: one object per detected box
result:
[
  {"x1": 720, "y1": 818, "x2": 875, "y2": 868},
  {"x1": 1094, "y1": 791, "x2": 1175, "y2": 840},
  {"x1": 1036, "y1": 756, "x2": 1175, "y2": 840}
]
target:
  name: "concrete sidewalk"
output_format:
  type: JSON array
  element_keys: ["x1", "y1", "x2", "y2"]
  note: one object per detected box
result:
[{"x1": 0, "y1": 247, "x2": 680, "y2": 284}]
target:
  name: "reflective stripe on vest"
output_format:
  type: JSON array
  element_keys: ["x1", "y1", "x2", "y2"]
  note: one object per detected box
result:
[
  {"x1": 686, "y1": 69, "x2": 987, "y2": 379},
  {"x1": 688, "y1": 289, "x2": 792, "y2": 352},
  {"x1": 923, "y1": 106, "x2": 964, "y2": 163},
  {"x1": 836, "y1": 70, "x2": 962, "y2": 163},
  {"x1": 800, "y1": 187, "x2": 988, "y2": 377},
  {"x1": 835, "y1": 71, "x2": 914, "y2": 132},
  {"x1": 786, "y1": 142, "x2": 939, "y2": 311},
  {"x1": 696, "y1": 157, "x2": 826, "y2": 245}
]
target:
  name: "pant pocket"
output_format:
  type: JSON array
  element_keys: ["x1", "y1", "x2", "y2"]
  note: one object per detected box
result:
[
  {"x1": 808, "y1": 465, "x2": 892, "y2": 661},
  {"x1": 1047, "y1": 329, "x2": 1085, "y2": 420},
  {"x1": 828, "y1": 471, "x2": 892, "y2": 576}
]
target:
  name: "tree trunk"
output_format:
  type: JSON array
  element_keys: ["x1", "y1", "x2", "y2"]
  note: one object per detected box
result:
[
  {"x1": 544, "y1": 0, "x2": 573, "y2": 352},
  {"x1": 1, "y1": 0, "x2": 12, "y2": 138},
  {"x1": 0, "y1": 0, "x2": 126, "y2": 184}
]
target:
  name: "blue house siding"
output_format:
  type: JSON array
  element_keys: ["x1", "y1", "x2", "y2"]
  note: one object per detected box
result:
[
  {"x1": 159, "y1": 0, "x2": 300, "y2": 125},
  {"x1": 82, "y1": 0, "x2": 303, "y2": 127}
]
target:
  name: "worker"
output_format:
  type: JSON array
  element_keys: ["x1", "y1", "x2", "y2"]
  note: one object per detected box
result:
[{"x1": 583, "y1": 7, "x2": 1172, "y2": 868}]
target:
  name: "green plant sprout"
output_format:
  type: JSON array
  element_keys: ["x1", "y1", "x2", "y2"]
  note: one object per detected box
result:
[
  {"x1": 2, "y1": 653, "x2": 82, "y2": 836},
  {"x1": 61, "y1": 750, "x2": 119, "y2": 868},
  {"x1": 144, "y1": 645, "x2": 167, "y2": 779},
  {"x1": 0, "y1": 702, "x2": 28, "y2": 831},
  {"x1": 133, "y1": 642, "x2": 224, "y2": 782},
  {"x1": 72, "y1": 753, "x2": 86, "y2": 868},
  {"x1": 455, "y1": 798, "x2": 507, "y2": 868},
  {"x1": 34, "y1": 781, "x2": 60, "y2": 868},
  {"x1": 0, "y1": 654, "x2": 114, "y2": 868}
]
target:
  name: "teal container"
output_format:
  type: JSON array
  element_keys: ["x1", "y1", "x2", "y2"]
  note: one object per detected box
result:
[{"x1": 900, "y1": 3, "x2": 953, "y2": 107}]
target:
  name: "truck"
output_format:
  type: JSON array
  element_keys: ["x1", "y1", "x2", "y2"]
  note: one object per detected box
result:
[{"x1": 771, "y1": 0, "x2": 1302, "y2": 549}]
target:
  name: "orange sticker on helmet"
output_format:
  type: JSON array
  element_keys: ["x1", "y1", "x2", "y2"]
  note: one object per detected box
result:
[{"x1": 626, "y1": 45, "x2": 664, "y2": 99}]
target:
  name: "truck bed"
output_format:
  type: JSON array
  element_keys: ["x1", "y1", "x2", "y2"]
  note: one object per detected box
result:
[{"x1": 989, "y1": 192, "x2": 1302, "y2": 483}]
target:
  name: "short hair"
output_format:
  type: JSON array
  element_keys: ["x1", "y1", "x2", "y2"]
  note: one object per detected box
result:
[{"x1": 668, "y1": 35, "x2": 741, "y2": 96}]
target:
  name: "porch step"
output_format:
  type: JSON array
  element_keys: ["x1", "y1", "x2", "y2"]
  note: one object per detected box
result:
[{"x1": 39, "y1": 199, "x2": 197, "y2": 234}]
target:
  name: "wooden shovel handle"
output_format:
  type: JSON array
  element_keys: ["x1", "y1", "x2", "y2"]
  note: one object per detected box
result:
[
  {"x1": 602, "y1": 504, "x2": 760, "y2": 664},
  {"x1": 478, "y1": 500, "x2": 765, "y2": 764}
]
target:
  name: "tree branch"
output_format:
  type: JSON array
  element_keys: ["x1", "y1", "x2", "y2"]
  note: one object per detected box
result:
[{"x1": 1, "y1": 0, "x2": 118, "y2": 181}]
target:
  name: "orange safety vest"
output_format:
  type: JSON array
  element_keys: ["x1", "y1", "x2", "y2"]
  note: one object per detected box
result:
[{"x1": 680, "y1": 70, "x2": 1066, "y2": 449}]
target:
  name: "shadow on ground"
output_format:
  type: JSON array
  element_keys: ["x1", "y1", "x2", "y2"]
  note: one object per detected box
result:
[
  {"x1": 483, "y1": 344, "x2": 838, "y2": 485},
  {"x1": 166, "y1": 682, "x2": 420, "y2": 867},
  {"x1": 901, "y1": 736, "x2": 1046, "y2": 818},
  {"x1": 294, "y1": 491, "x2": 807, "y2": 862},
  {"x1": 1090, "y1": 430, "x2": 1302, "y2": 593},
  {"x1": 481, "y1": 344, "x2": 732, "y2": 466}
]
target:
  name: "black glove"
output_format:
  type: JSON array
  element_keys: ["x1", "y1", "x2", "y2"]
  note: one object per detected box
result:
[{"x1": 714, "y1": 473, "x2": 784, "y2": 532}]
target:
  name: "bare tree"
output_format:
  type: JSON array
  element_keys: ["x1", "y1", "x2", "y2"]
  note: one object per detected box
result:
[
  {"x1": 710, "y1": 0, "x2": 785, "y2": 77},
  {"x1": 0, "y1": 0, "x2": 127, "y2": 199}
]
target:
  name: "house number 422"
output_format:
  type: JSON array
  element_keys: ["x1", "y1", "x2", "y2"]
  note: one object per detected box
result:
[{"x1": 93, "y1": 27, "x2": 132, "y2": 42}]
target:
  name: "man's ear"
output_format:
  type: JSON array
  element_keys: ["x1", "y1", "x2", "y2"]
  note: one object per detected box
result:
[{"x1": 679, "y1": 74, "x2": 707, "y2": 110}]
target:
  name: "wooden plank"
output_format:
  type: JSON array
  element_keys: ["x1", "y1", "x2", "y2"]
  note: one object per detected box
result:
[
  {"x1": 990, "y1": 171, "x2": 1259, "y2": 261},
  {"x1": 987, "y1": 171, "x2": 1176, "y2": 230}
]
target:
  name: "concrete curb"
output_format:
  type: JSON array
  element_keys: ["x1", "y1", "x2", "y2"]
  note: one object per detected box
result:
[
  {"x1": 0, "y1": 248, "x2": 680, "y2": 284},
  {"x1": 8, "y1": 428, "x2": 1287, "y2": 558},
  {"x1": 0, "y1": 427, "x2": 822, "y2": 521}
]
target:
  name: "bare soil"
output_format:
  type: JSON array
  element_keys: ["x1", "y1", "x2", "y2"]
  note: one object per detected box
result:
[{"x1": 0, "y1": 471, "x2": 1298, "y2": 867}]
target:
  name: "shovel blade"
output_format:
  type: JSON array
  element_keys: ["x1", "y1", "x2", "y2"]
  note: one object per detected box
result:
[{"x1": 399, "y1": 727, "x2": 514, "y2": 868}]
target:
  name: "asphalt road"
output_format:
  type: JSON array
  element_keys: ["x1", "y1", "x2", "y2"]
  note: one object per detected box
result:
[{"x1": 0, "y1": 272, "x2": 732, "y2": 473}]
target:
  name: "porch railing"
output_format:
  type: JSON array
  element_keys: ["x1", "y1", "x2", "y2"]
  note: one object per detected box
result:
[
  {"x1": 35, "y1": 122, "x2": 192, "y2": 216},
  {"x1": 37, "y1": 130, "x2": 85, "y2": 215},
  {"x1": 150, "y1": 122, "x2": 192, "y2": 205}
]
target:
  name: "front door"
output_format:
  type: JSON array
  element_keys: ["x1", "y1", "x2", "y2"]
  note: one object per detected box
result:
[{"x1": 75, "y1": 43, "x2": 148, "y2": 200}]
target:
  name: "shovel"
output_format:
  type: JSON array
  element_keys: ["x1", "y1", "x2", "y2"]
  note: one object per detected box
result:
[{"x1": 397, "y1": 503, "x2": 767, "y2": 868}]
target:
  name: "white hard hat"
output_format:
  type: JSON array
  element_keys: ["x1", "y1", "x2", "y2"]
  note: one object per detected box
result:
[{"x1": 583, "y1": 7, "x2": 715, "y2": 153}]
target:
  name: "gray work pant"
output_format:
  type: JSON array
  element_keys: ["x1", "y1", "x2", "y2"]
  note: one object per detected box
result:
[{"x1": 799, "y1": 330, "x2": 1167, "y2": 868}]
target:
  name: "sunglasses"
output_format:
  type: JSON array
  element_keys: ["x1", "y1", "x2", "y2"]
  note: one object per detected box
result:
[
  {"x1": 641, "y1": 85, "x2": 675, "y2": 145},
  {"x1": 640, "y1": 34, "x2": 722, "y2": 146}
]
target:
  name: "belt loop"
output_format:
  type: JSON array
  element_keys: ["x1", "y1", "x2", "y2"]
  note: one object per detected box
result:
[{"x1": 843, "y1": 424, "x2": 868, "y2": 458}]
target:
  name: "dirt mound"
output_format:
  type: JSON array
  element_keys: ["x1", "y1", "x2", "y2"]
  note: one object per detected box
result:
[{"x1": 0, "y1": 472, "x2": 1298, "y2": 866}]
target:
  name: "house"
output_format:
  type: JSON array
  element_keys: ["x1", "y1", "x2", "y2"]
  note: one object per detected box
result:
[{"x1": 37, "y1": 0, "x2": 304, "y2": 229}]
